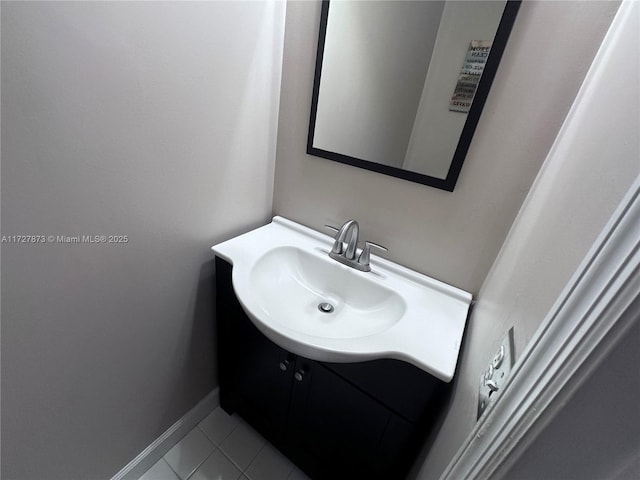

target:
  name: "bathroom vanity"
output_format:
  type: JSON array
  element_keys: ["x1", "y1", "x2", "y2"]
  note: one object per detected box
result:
[
  {"x1": 212, "y1": 217, "x2": 472, "y2": 479},
  {"x1": 216, "y1": 257, "x2": 451, "y2": 479}
]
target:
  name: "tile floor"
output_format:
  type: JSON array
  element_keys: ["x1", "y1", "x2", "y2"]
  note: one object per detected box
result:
[{"x1": 138, "y1": 407, "x2": 310, "y2": 480}]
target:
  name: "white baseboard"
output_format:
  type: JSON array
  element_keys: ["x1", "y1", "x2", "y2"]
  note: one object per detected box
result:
[{"x1": 110, "y1": 388, "x2": 220, "y2": 480}]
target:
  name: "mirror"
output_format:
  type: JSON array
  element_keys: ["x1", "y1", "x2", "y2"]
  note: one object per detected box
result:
[{"x1": 307, "y1": 0, "x2": 520, "y2": 191}]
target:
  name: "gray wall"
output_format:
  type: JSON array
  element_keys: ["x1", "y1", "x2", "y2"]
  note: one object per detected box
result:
[
  {"x1": 1, "y1": 2, "x2": 284, "y2": 479},
  {"x1": 413, "y1": 0, "x2": 638, "y2": 477},
  {"x1": 273, "y1": 0, "x2": 619, "y2": 294}
]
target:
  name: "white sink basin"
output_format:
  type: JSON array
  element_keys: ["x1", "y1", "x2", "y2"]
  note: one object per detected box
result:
[
  {"x1": 251, "y1": 246, "x2": 406, "y2": 339},
  {"x1": 212, "y1": 217, "x2": 472, "y2": 382}
]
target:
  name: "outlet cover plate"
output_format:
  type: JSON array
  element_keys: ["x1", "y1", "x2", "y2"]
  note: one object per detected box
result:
[{"x1": 478, "y1": 327, "x2": 515, "y2": 419}]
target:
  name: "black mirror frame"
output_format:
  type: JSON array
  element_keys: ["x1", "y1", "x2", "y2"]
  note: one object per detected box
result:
[{"x1": 307, "y1": 0, "x2": 521, "y2": 192}]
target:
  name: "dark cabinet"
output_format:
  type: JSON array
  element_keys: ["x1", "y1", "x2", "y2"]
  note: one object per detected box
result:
[
  {"x1": 287, "y1": 357, "x2": 405, "y2": 478},
  {"x1": 216, "y1": 258, "x2": 293, "y2": 443},
  {"x1": 215, "y1": 257, "x2": 450, "y2": 480}
]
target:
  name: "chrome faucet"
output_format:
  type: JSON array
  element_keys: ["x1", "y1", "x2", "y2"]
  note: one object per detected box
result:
[
  {"x1": 325, "y1": 220, "x2": 387, "y2": 272},
  {"x1": 331, "y1": 219, "x2": 360, "y2": 260}
]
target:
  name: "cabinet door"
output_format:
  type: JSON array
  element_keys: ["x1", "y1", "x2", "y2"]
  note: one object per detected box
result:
[
  {"x1": 216, "y1": 257, "x2": 294, "y2": 441},
  {"x1": 287, "y1": 358, "x2": 406, "y2": 480}
]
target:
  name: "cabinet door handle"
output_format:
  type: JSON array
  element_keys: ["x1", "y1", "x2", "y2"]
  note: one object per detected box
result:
[
  {"x1": 294, "y1": 369, "x2": 305, "y2": 382},
  {"x1": 279, "y1": 360, "x2": 290, "y2": 372}
]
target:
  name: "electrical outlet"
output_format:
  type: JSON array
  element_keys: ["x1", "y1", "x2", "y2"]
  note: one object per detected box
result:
[{"x1": 478, "y1": 327, "x2": 515, "y2": 419}]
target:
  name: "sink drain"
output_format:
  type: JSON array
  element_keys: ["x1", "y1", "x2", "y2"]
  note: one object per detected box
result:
[{"x1": 318, "y1": 302, "x2": 334, "y2": 313}]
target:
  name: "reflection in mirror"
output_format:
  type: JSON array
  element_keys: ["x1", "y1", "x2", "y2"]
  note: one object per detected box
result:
[{"x1": 307, "y1": 0, "x2": 520, "y2": 191}]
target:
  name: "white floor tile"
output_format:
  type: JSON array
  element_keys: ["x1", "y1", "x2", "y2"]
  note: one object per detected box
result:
[
  {"x1": 189, "y1": 449, "x2": 242, "y2": 480},
  {"x1": 220, "y1": 421, "x2": 266, "y2": 471},
  {"x1": 287, "y1": 467, "x2": 312, "y2": 480},
  {"x1": 163, "y1": 428, "x2": 215, "y2": 479},
  {"x1": 245, "y1": 444, "x2": 294, "y2": 480},
  {"x1": 138, "y1": 458, "x2": 180, "y2": 480},
  {"x1": 198, "y1": 407, "x2": 241, "y2": 445}
]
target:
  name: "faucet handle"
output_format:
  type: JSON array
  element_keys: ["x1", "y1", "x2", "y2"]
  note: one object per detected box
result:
[
  {"x1": 357, "y1": 241, "x2": 388, "y2": 271},
  {"x1": 324, "y1": 225, "x2": 343, "y2": 254},
  {"x1": 364, "y1": 241, "x2": 388, "y2": 253}
]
